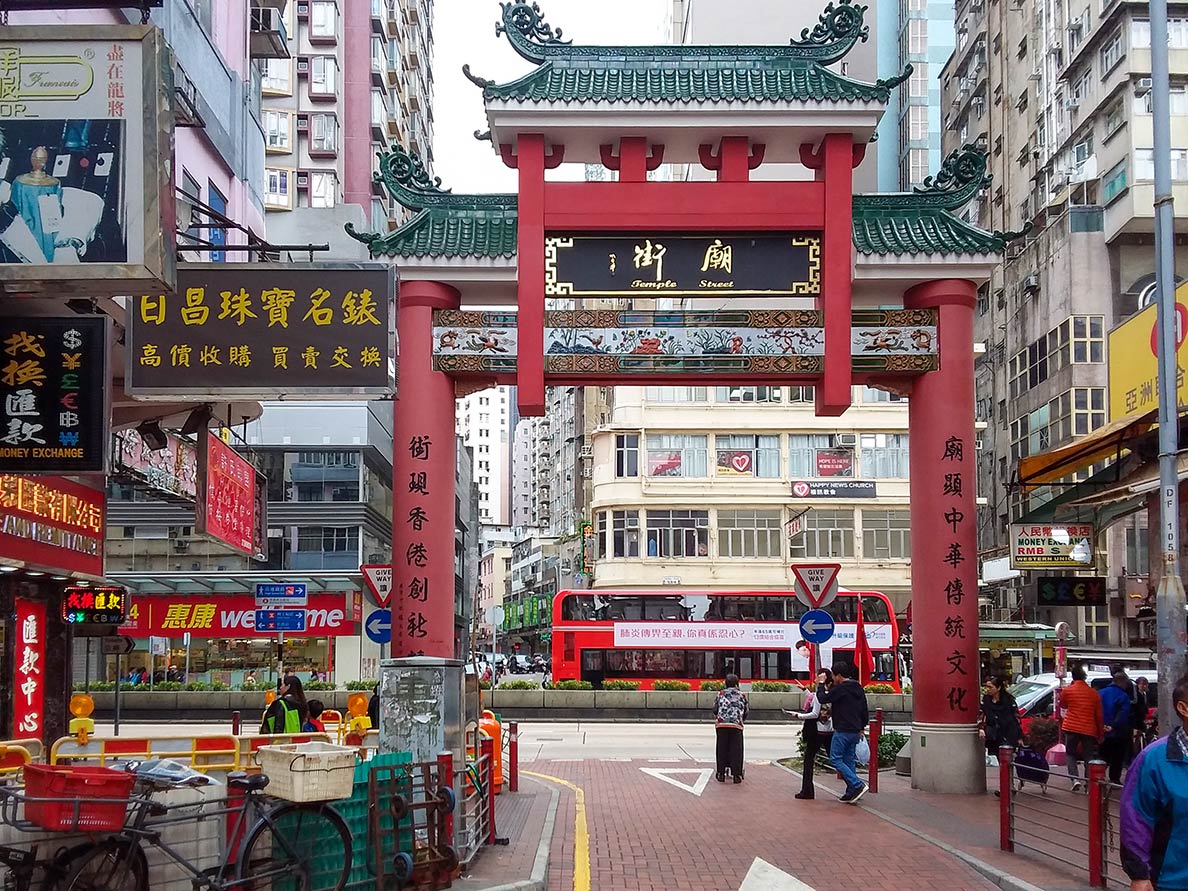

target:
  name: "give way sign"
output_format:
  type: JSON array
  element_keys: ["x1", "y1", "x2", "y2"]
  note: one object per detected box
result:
[
  {"x1": 791, "y1": 563, "x2": 840, "y2": 609},
  {"x1": 360, "y1": 564, "x2": 392, "y2": 607}
]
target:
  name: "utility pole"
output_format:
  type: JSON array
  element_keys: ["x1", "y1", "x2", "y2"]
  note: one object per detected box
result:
[{"x1": 1150, "y1": 0, "x2": 1188, "y2": 735}]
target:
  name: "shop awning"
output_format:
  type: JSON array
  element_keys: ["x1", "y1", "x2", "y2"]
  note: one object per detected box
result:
[
  {"x1": 108, "y1": 571, "x2": 364, "y2": 595},
  {"x1": 1016, "y1": 409, "x2": 1157, "y2": 489},
  {"x1": 1066, "y1": 452, "x2": 1188, "y2": 509},
  {"x1": 979, "y1": 623, "x2": 1060, "y2": 641}
]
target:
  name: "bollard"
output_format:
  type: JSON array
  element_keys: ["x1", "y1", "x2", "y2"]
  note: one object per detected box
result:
[
  {"x1": 868, "y1": 709, "x2": 883, "y2": 793},
  {"x1": 481, "y1": 736, "x2": 497, "y2": 845},
  {"x1": 1087, "y1": 760, "x2": 1107, "y2": 888},
  {"x1": 508, "y1": 721, "x2": 519, "y2": 793},
  {"x1": 437, "y1": 751, "x2": 455, "y2": 852},
  {"x1": 998, "y1": 745, "x2": 1015, "y2": 853},
  {"x1": 231, "y1": 710, "x2": 241, "y2": 735}
]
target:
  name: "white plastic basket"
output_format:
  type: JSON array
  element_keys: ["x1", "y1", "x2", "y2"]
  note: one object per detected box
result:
[{"x1": 255, "y1": 741, "x2": 357, "y2": 802}]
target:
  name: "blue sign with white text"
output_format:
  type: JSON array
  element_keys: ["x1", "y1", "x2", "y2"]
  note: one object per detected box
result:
[
  {"x1": 365, "y1": 609, "x2": 392, "y2": 645},
  {"x1": 255, "y1": 609, "x2": 307, "y2": 632},
  {"x1": 255, "y1": 583, "x2": 307, "y2": 602},
  {"x1": 799, "y1": 609, "x2": 835, "y2": 644}
]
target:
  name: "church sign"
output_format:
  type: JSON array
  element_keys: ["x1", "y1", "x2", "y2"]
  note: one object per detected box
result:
[{"x1": 545, "y1": 234, "x2": 821, "y2": 297}]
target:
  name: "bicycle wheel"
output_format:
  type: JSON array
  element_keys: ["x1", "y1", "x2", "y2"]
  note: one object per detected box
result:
[
  {"x1": 60, "y1": 841, "x2": 146, "y2": 891},
  {"x1": 237, "y1": 803, "x2": 351, "y2": 891}
]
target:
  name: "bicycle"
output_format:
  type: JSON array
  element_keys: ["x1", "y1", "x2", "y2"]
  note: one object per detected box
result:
[
  {"x1": 0, "y1": 839, "x2": 94, "y2": 891},
  {"x1": 52, "y1": 766, "x2": 352, "y2": 891}
]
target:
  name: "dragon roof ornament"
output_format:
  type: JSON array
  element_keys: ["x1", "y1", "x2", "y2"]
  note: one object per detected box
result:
[
  {"x1": 368, "y1": 144, "x2": 516, "y2": 212},
  {"x1": 858, "y1": 145, "x2": 992, "y2": 212},
  {"x1": 491, "y1": 0, "x2": 870, "y2": 66}
]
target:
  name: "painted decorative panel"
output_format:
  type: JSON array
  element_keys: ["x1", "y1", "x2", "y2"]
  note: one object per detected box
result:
[{"x1": 431, "y1": 309, "x2": 937, "y2": 377}]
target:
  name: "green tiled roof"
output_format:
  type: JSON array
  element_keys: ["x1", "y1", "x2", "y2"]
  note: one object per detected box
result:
[
  {"x1": 466, "y1": 0, "x2": 910, "y2": 106},
  {"x1": 345, "y1": 145, "x2": 517, "y2": 260},
  {"x1": 348, "y1": 145, "x2": 1019, "y2": 260}
]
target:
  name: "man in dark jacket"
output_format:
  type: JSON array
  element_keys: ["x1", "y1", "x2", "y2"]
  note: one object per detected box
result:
[
  {"x1": 1100, "y1": 670, "x2": 1133, "y2": 784},
  {"x1": 816, "y1": 661, "x2": 870, "y2": 803}
]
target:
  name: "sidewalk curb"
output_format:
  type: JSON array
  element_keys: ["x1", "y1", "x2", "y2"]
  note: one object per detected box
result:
[
  {"x1": 467, "y1": 777, "x2": 560, "y2": 891},
  {"x1": 770, "y1": 761, "x2": 1046, "y2": 891}
]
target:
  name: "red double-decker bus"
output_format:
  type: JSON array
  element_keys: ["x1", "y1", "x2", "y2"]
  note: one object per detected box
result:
[{"x1": 551, "y1": 588, "x2": 903, "y2": 691}]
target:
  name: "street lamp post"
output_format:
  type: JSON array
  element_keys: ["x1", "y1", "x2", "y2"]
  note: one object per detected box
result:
[{"x1": 1150, "y1": 0, "x2": 1188, "y2": 735}]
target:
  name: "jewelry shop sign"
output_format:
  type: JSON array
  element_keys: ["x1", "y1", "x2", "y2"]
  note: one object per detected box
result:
[
  {"x1": 0, "y1": 26, "x2": 175, "y2": 295},
  {"x1": 545, "y1": 233, "x2": 821, "y2": 297},
  {"x1": 126, "y1": 263, "x2": 395, "y2": 399}
]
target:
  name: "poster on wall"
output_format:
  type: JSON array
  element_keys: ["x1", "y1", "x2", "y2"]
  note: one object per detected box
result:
[
  {"x1": 0, "y1": 26, "x2": 175, "y2": 294},
  {"x1": 0, "y1": 315, "x2": 108, "y2": 474},
  {"x1": 195, "y1": 432, "x2": 255, "y2": 556}
]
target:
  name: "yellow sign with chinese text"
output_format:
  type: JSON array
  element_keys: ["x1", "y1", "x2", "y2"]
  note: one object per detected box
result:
[{"x1": 1108, "y1": 284, "x2": 1188, "y2": 420}]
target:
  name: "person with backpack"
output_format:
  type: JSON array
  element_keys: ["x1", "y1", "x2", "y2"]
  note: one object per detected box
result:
[
  {"x1": 815, "y1": 661, "x2": 870, "y2": 803},
  {"x1": 787, "y1": 668, "x2": 834, "y2": 800},
  {"x1": 260, "y1": 674, "x2": 308, "y2": 734},
  {"x1": 713, "y1": 673, "x2": 749, "y2": 783}
]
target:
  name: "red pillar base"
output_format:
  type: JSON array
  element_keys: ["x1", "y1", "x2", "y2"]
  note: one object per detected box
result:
[
  {"x1": 393, "y1": 281, "x2": 460, "y2": 660},
  {"x1": 905, "y1": 279, "x2": 985, "y2": 795}
]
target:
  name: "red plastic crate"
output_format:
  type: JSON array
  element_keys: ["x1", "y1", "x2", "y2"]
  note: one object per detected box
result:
[{"x1": 23, "y1": 764, "x2": 135, "y2": 832}]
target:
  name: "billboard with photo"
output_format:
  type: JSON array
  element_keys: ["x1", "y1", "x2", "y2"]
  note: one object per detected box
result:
[{"x1": 0, "y1": 25, "x2": 174, "y2": 294}]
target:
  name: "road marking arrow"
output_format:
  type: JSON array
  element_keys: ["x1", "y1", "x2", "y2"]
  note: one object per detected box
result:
[
  {"x1": 639, "y1": 767, "x2": 712, "y2": 796},
  {"x1": 738, "y1": 858, "x2": 815, "y2": 891},
  {"x1": 366, "y1": 613, "x2": 391, "y2": 636}
]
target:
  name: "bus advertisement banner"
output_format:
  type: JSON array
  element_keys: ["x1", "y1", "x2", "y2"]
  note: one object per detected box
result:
[{"x1": 613, "y1": 622, "x2": 796, "y2": 648}]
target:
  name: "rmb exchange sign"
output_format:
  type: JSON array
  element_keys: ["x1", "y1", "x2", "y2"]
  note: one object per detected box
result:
[
  {"x1": 126, "y1": 263, "x2": 395, "y2": 399},
  {"x1": 545, "y1": 233, "x2": 821, "y2": 297}
]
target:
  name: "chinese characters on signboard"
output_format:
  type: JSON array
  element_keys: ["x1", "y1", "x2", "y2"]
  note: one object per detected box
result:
[
  {"x1": 13, "y1": 598, "x2": 45, "y2": 738},
  {"x1": 1106, "y1": 286, "x2": 1188, "y2": 420},
  {"x1": 400, "y1": 434, "x2": 433, "y2": 655},
  {"x1": 1010, "y1": 523, "x2": 1095, "y2": 569},
  {"x1": 126, "y1": 264, "x2": 395, "y2": 398},
  {"x1": 937, "y1": 436, "x2": 973, "y2": 716},
  {"x1": 118, "y1": 593, "x2": 355, "y2": 637},
  {"x1": 0, "y1": 316, "x2": 108, "y2": 474},
  {"x1": 61, "y1": 584, "x2": 127, "y2": 625},
  {"x1": 545, "y1": 233, "x2": 821, "y2": 297},
  {"x1": 0, "y1": 28, "x2": 174, "y2": 294},
  {"x1": 0, "y1": 474, "x2": 105, "y2": 576},
  {"x1": 196, "y1": 432, "x2": 255, "y2": 555}
]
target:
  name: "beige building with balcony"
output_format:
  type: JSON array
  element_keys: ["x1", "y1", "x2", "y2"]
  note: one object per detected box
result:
[
  {"x1": 941, "y1": 0, "x2": 1188, "y2": 653},
  {"x1": 587, "y1": 385, "x2": 920, "y2": 615}
]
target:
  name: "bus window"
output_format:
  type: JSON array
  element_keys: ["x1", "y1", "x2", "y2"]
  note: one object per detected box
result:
[{"x1": 861, "y1": 596, "x2": 891, "y2": 623}]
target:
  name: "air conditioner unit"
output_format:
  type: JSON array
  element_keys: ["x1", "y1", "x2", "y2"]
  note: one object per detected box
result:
[
  {"x1": 1135, "y1": 77, "x2": 1153, "y2": 96},
  {"x1": 578, "y1": 446, "x2": 593, "y2": 459},
  {"x1": 581, "y1": 466, "x2": 593, "y2": 479},
  {"x1": 1068, "y1": 19, "x2": 1082, "y2": 33},
  {"x1": 172, "y1": 539, "x2": 190, "y2": 553},
  {"x1": 1022, "y1": 274, "x2": 1040, "y2": 292},
  {"x1": 296, "y1": 115, "x2": 309, "y2": 131},
  {"x1": 297, "y1": 57, "x2": 310, "y2": 74},
  {"x1": 1063, "y1": 97, "x2": 1080, "y2": 110},
  {"x1": 835, "y1": 433, "x2": 858, "y2": 447}
]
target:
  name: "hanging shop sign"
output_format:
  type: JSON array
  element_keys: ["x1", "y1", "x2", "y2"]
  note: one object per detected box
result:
[
  {"x1": 61, "y1": 584, "x2": 127, "y2": 625},
  {"x1": 1035, "y1": 576, "x2": 1108, "y2": 608},
  {"x1": 112, "y1": 427, "x2": 198, "y2": 500},
  {"x1": 0, "y1": 26, "x2": 175, "y2": 295},
  {"x1": 1010, "y1": 523, "x2": 1095, "y2": 569},
  {"x1": 125, "y1": 263, "x2": 395, "y2": 399},
  {"x1": 0, "y1": 474, "x2": 105, "y2": 576},
  {"x1": 117, "y1": 592, "x2": 358, "y2": 638},
  {"x1": 195, "y1": 432, "x2": 256, "y2": 556},
  {"x1": 545, "y1": 234, "x2": 821, "y2": 297},
  {"x1": 12, "y1": 598, "x2": 46, "y2": 738},
  {"x1": 0, "y1": 316, "x2": 109, "y2": 474}
]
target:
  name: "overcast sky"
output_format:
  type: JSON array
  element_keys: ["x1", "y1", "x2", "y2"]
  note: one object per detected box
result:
[{"x1": 432, "y1": 0, "x2": 671, "y2": 193}]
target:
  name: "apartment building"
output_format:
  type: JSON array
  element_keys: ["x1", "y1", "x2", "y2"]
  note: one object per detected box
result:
[
  {"x1": 942, "y1": 0, "x2": 1188, "y2": 651},
  {"x1": 258, "y1": 0, "x2": 434, "y2": 233},
  {"x1": 457, "y1": 387, "x2": 512, "y2": 526}
]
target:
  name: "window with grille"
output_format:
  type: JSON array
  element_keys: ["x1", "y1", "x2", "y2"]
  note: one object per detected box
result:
[{"x1": 717, "y1": 509, "x2": 782, "y2": 558}]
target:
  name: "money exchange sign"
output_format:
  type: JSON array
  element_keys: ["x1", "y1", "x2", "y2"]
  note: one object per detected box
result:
[
  {"x1": 0, "y1": 316, "x2": 108, "y2": 474},
  {"x1": 125, "y1": 264, "x2": 395, "y2": 398}
]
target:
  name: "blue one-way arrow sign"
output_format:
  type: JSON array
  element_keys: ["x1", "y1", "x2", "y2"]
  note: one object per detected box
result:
[
  {"x1": 365, "y1": 609, "x2": 392, "y2": 645},
  {"x1": 799, "y1": 609, "x2": 835, "y2": 645}
]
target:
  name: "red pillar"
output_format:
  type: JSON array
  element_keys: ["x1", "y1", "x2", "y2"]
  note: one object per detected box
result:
[
  {"x1": 816, "y1": 134, "x2": 855, "y2": 416},
  {"x1": 905, "y1": 278, "x2": 984, "y2": 794},
  {"x1": 393, "y1": 281, "x2": 460, "y2": 659},
  {"x1": 516, "y1": 134, "x2": 546, "y2": 417}
]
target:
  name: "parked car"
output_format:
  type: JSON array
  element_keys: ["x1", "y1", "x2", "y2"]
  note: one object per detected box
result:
[
  {"x1": 508, "y1": 655, "x2": 533, "y2": 674},
  {"x1": 1010, "y1": 670, "x2": 1158, "y2": 735}
]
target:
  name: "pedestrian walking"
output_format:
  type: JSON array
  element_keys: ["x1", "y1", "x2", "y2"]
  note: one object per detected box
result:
[
  {"x1": 260, "y1": 674, "x2": 308, "y2": 735},
  {"x1": 713, "y1": 673, "x2": 748, "y2": 783},
  {"x1": 1100, "y1": 669, "x2": 1134, "y2": 784},
  {"x1": 1061, "y1": 664, "x2": 1105, "y2": 792},
  {"x1": 981, "y1": 676, "x2": 1022, "y2": 762},
  {"x1": 815, "y1": 661, "x2": 870, "y2": 803},
  {"x1": 787, "y1": 668, "x2": 834, "y2": 800},
  {"x1": 1133, "y1": 677, "x2": 1153, "y2": 753},
  {"x1": 1120, "y1": 674, "x2": 1188, "y2": 891}
]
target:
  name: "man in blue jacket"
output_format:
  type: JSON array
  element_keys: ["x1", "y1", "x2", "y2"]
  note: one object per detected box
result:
[
  {"x1": 1101, "y1": 669, "x2": 1134, "y2": 784},
  {"x1": 1121, "y1": 674, "x2": 1188, "y2": 891}
]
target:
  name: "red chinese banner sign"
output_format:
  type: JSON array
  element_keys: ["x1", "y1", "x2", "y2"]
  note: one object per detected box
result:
[
  {"x1": 0, "y1": 474, "x2": 105, "y2": 576},
  {"x1": 13, "y1": 598, "x2": 46, "y2": 738},
  {"x1": 196, "y1": 432, "x2": 254, "y2": 555},
  {"x1": 118, "y1": 593, "x2": 357, "y2": 638}
]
